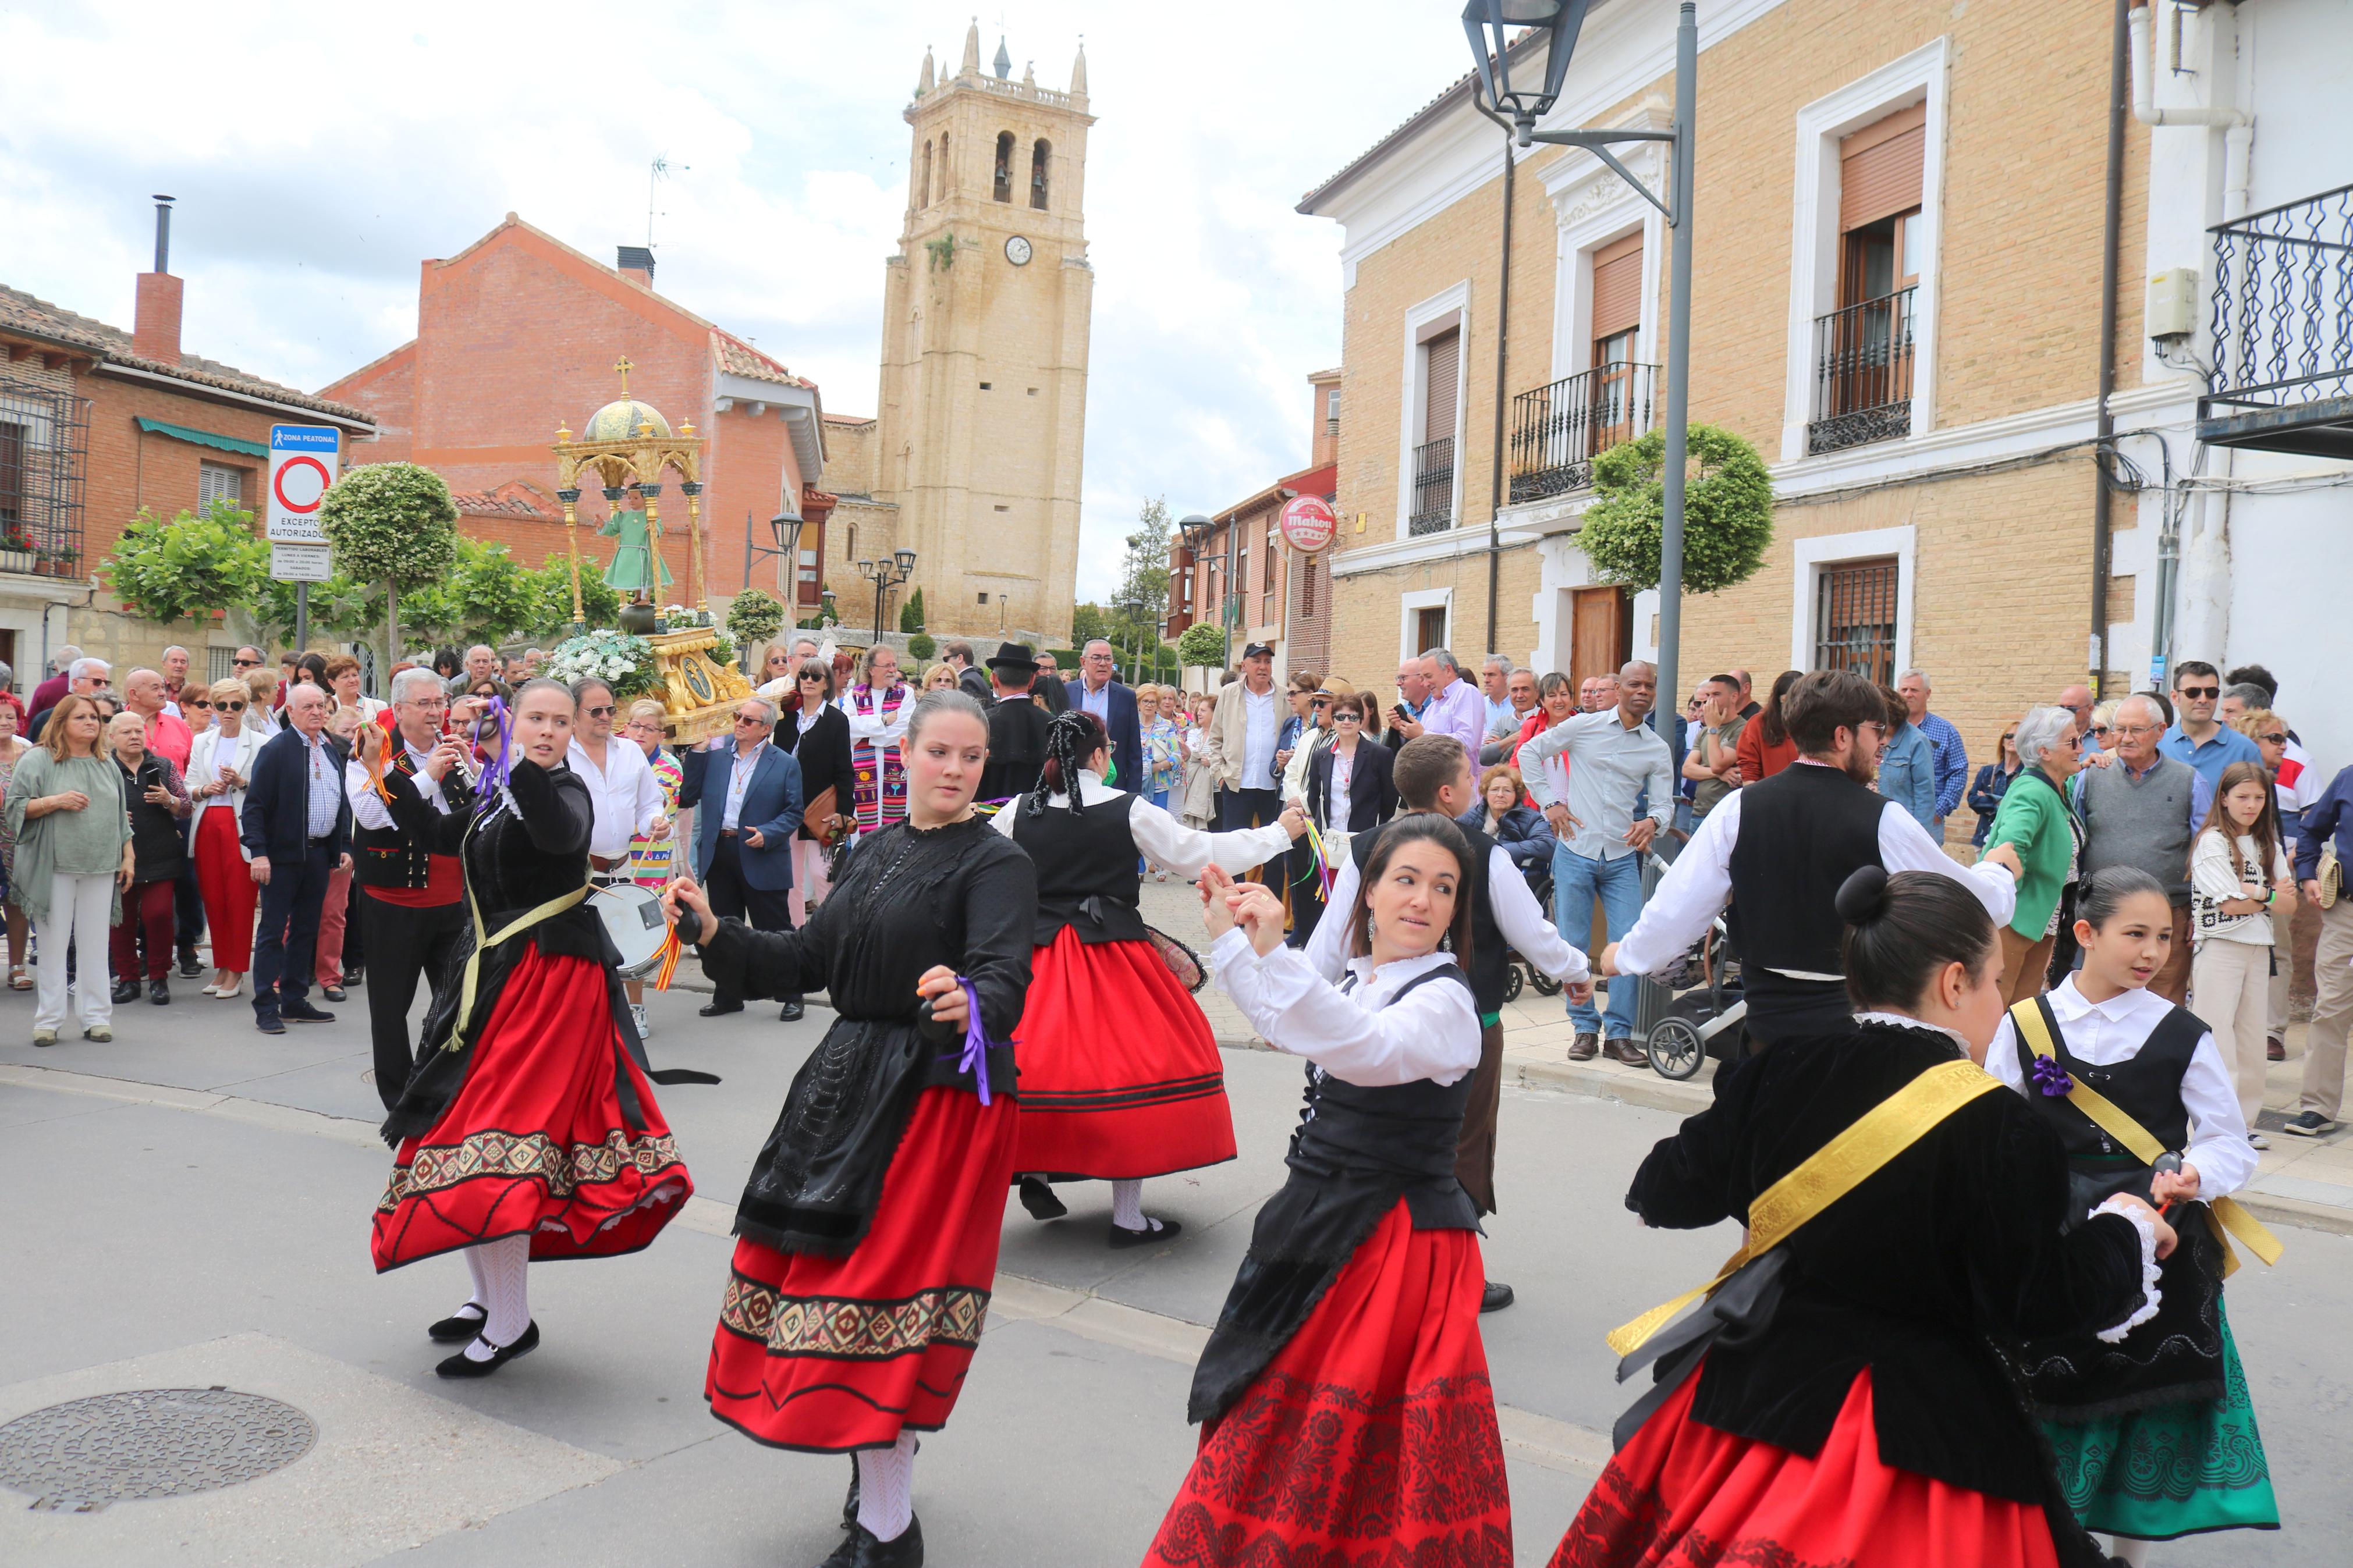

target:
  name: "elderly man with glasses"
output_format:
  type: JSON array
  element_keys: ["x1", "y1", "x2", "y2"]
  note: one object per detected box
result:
[
  {"x1": 28, "y1": 656, "x2": 111, "y2": 745},
  {"x1": 678, "y1": 697, "x2": 805, "y2": 1021},
  {"x1": 2073, "y1": 692, "x2": 2213, "y2": 1004}
]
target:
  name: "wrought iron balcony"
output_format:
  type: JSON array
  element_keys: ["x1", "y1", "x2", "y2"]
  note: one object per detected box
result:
[
  {"x1": 2202, "y1": 182, "x2": 2353, "y2": 460},
  {"x1": 0, "y1": 375, "x2": 87, "y2": 581},
  {"x1": 1807, "y1": 286, "x2": 1916, "y2": 455},
  {"x1": 1508, "y1": 362, "x2": 1658, "y2": 503},
  {"x1": 1407, "y1": 436, "x2": 1455, "y2": 535}
]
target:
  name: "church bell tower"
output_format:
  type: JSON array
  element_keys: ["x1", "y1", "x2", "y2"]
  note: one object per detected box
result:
[{"x1": 873, "y1": 23, "x2": 1095, "y2": 642}]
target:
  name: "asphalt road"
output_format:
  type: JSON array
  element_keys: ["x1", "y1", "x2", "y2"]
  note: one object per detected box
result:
[{"x1": 2, "y1": 968, "x2": 2346, "y2": 1566}]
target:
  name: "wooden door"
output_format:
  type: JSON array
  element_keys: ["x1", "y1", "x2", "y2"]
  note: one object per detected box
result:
[{"x1": 1569, "y1": 586, "x2": 1631, "y2": 694}]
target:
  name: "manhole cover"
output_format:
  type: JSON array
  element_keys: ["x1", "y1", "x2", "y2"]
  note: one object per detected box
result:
[{"x1": 0, "y1": 1388, "x2": 316, "y2": 1513}]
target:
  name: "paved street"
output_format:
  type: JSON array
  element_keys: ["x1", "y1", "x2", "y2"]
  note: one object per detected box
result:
[{"x1": 3, "y1": 940, "x2": 2349, "y2": 1566}]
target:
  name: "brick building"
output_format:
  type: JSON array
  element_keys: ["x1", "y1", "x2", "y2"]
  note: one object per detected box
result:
[
  {"x1": 320, "y1": 215, "x2": 831, "y2": 623},
  {"x1": 0, "y1": 207, "x2": 375, "y2": 692},
  {"x1": 1299, "y1": 0, "x2": 2353, "y2": 834}
]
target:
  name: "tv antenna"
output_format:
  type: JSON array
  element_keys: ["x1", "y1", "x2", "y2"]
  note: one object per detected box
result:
[{"x1": 647, "y1": 154, "x2": 690, "y2": 248}]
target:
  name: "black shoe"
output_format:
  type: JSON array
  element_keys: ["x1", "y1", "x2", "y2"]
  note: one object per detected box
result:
[
  {"x1": 1109, "y1": 1217, "x2": 1183, "y2": 1249},
  {"x1": 322, "y1": 984, "x2": 348, "y2": 1003},
  {"x1": 698, "y1": 1000, "x2": 744, "y2": 1017},
  {"x1": 428, "y1": 1304, "x2": 488, "y2": 1343},
  {"x1": 779, "y1": 999, "x2": 805, "y2": 1022},
  {"x1": 1568, "y1": 1032, "x2": 1599, "y2": 1061},
  {"x1": 435, "y1": 1320, "x2": 540, "y2": 1378},
  {"x1": 1017, "y1": 1176, "x2": 1067, "y2": 1221},
  {"x1": 343, "y1": 966, "x2": 364, "y2": 987},
  {"x1": 831, "y1": 1516, "x2": 922, "y2": 1568},
  {"x1": 148, "y1": 978, "x2": 169, "y2": 1006},
  {"x1": 255, "y1": 1010, "x2": 286, "y2": 1036},
  {"x1": 1606, "y1": 1037, "x2": 1649, "y2": 1067},
  {"x1": 281, "y1": 1000, "x2": 336, "y2": 1023},
  {"x1": 111, "y1": 979, "x2": 140, "y2": 1005},
  {"x1": 1480, "y1": 1280, "x2": 1516, "y2": 1313},
  {"x1": 177, "y1": 951, "x2": 204, "y2": 979},
  {"x1": 2283, "y1": 1110, "x2": 2341, "y2": 1138}
]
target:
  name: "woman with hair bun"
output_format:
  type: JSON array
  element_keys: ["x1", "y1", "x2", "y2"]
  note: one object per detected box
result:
[
  {"x1": 1000, "y1": 707, "x2": 1306, "y2": 1243},
  {"x1": 1555, "y1": 865, "x2": 2174, "y2": 1568}
]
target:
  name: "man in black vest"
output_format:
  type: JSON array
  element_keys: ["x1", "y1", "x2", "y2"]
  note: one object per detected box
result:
[
  {"x1": 1600, "y1": 670, "x2": 2022, "y2": 1046},
  {"x1": 979, "y1": 643, "x2": 1051, "y2": 802},
  {"x1": 349, "y1": 666, "x2": 475, "y2": 1110},
  {"x1": 1305, "y1": 734, "x2": 1592, "y2": 1314}
]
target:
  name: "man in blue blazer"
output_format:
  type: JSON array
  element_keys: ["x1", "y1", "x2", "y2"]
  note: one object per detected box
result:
[
  {"x1": 678, "y1": 695, "x2": 805, "y2": 1020},
  {"x1": 1066, "y1": 638, "x2": 1143, "y2": 790},
  {"x1": 239, "y1": 683, "x2": 352, "y2": 1034}
]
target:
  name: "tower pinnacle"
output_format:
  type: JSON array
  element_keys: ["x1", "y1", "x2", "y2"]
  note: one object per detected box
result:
[{"x1": 960, "y1": 18, "x2": 979, "y2": 77}]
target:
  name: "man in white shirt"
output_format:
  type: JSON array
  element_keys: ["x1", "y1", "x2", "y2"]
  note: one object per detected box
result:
[
  {"x1": 1208, "y1": 642, "x2": 1287, "y2": 880},
  {"x1": 679, "y1": 698, "x2": 805, "y2": 1019}
]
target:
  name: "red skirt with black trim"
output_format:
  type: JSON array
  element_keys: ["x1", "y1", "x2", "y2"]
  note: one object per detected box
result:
[
  {"x1": 1012, "y1": 926, "x2": 1236, "y2": 1181},
  {"x1": 1145, "y1": 1199, "x2": 1511, "y2": 1567},
  {"x1": 706, "y1": 1083, "x2": 1017, "y2": 1453},
  {"x1": 370, "y1": 947, "x2": 692, "y2": 1270},
  {"x1": 1549, "y1": 1361, "x2": 2060, "y2": 1568}
]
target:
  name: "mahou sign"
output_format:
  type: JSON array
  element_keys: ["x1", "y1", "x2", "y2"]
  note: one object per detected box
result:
[{"x1": 1277, "y1": 494, "x2": 1337, "y2": 553}]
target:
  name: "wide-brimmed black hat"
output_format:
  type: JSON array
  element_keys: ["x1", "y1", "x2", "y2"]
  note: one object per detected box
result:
[{"x1": 985, "y1": 641, "x2": 1039, "y2": 674}]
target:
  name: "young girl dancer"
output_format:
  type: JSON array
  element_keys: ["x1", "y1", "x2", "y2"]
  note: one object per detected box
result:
[
  {"x1": 1989, "y1": 864, "x2": 2280, "y2": 1562},
  {"x1": 1000, "y1": 709, "x2": 1303, "y2": 1242},
  {"x1": 1556, "y1": 867, "x2": 2169, "y2": 1568},
  {"x1": 1146, "y1": 815, "x2": 1510, "y2": 1566}
]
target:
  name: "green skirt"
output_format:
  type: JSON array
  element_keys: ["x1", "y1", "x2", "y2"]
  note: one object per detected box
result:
[{"x1": 2042, "y1": 1302, "x2": 2279, "y2": 1541}]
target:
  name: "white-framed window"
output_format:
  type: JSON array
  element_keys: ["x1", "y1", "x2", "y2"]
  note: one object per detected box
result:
[
  {"x1": 1790, "y1": 525, "x2": 1916, "y2": 680},
  {"x1": 197, "y1": 461, "x2": 244, "y2": 511},
  {"x1": 1396, "y1": 282, "x2": 1470, "y2": 539},
  {"x1": 1780, "y1": 40, "x2": 1949, "y2": 463},
  {"x1": 1400, "y1": 587, "x2": 1452, "y2": 662}
]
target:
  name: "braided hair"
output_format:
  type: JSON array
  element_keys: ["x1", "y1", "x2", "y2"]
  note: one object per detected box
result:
[{"x1": 1027, "y1": 708, "x2": 1108, "y2": 819}]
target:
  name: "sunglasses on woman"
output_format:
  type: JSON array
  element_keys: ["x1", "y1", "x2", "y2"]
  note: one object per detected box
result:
[{"x1": 218, "y1": 701, "x2": 247, "y2": 712}]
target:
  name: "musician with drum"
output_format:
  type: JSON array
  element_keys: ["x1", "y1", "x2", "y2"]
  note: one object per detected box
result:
[
  {"x1": 368, "y1": 677, "x2": 697, "y2": 1378},
  {"x1": 565, "y1": 678, "x2": 671, "y2": 1041}
]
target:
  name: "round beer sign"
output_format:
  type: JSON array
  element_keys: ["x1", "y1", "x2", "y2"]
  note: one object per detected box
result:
[{"x1": 1277, "y1": 495, "x2": 1337, "y2": 554}]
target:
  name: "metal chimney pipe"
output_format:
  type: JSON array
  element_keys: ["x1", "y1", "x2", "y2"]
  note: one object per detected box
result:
[{"x1": 152, "y1": 194, "x2": 176, "y2": 273}]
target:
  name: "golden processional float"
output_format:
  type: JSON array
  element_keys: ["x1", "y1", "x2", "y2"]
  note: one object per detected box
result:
[{"x1": 551, "y1": 358, "x2": 752, "y2": 744}]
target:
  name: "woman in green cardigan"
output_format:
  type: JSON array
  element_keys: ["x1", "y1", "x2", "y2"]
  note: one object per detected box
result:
[
  {"x1": 4, "y1": 693, "x2": 133, "y2": 1046},
  {"x1": 1976, "y1": 703, "x2": 2086, "y2": 1004}
]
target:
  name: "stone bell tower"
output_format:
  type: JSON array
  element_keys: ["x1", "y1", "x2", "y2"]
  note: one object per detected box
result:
[{"x1": 872, "y1": 23, "x2": 1095, "y2": 642}]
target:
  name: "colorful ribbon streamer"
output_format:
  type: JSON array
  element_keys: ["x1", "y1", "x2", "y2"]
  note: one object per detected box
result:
[
  {"x1": 479, "y1": 695, "x2": 517, "y2": 794},
  {"x1": 953, "y1": 975, "x2": 993, "y2": 1105}
]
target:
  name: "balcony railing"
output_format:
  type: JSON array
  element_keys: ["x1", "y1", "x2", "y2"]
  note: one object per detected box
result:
[
  {"x1": 1508, "y1": 362, "x2": 1658, "y2": 503},
  {"x1": 1807, "y1": 286, "x2": 1916, "y2": 455},
  {"x1": 2203, "y1": 182, "x2": 2353, "y2": 459},
  {"x1": 0, "y1": 376, "x2": 87, "y2": 581},
  {"x1": 1407, "y1": 436, "x2": 1454, "y2": 535}
]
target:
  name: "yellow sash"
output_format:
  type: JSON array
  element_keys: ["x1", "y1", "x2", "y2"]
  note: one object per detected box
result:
[
  {"x1": 2008, "y1": 999, "x2": 2283, "y2": 1277},
  {"x1": 1606, "y1": 1057, "x2": 2001, "y2": 1358},
  {"x1": 441, "y1": 862, "x2": 589, "y2": 1052}
]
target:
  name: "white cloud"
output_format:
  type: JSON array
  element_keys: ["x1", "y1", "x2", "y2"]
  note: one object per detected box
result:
[{"x1": 1, "y1": 1, "x2": 1467, "y2": 606}]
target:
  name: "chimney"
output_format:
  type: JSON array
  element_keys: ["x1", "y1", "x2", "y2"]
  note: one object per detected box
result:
[
  {"x1": 133, "y1": 194, "x2": 183, "y2": 365},
  {"x1": 617, "y1": 245, "x2": 655, "y2": 287}
]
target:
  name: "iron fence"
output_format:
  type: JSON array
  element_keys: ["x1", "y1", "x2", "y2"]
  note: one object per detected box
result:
[
  {"x1": 2208, "y1": 181, "x2": 2353, "y2": 411},
  {"x1": 1408, "y1": 437, "x2": 1455, "y2": 535},
  {"x1": 1507, "y1": 362, "x2": 1658, "y2": 503},
  {"x1": 1807, "y1": 286, "x2": 1916, "y2": 455}
]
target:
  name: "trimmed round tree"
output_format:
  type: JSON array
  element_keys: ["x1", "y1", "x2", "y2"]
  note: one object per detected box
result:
[
  {"x1": 317, "y1": 463, "x2": 460, "y2": 669},
  {"x1": 725, "y1": 586, "x2": 786, "y2": 670},
  {"x1": 1177, "y1": 621, "x2": 1226, "y2": 671},
  {"x1": 1579, "y1": 424, "x2": 1774, "y2": 596}
]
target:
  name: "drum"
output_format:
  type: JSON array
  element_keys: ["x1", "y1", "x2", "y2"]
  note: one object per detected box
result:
[{"x1": 590, "y1": 883, "x2": 672, "y2": 977}]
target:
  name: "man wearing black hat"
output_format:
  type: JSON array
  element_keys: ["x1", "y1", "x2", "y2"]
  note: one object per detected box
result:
[{"x1": 980, "y1": 642, "x2": 1052, "y2": 801}]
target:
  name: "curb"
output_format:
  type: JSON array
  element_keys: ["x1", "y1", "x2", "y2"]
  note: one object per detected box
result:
[
  {"x1": 2240, "y1": 1190, "x2": 2353, "y2": 1241},
  {"x1": 1513, "y1": 1054, "x2": 1713, "y2": 1117}
]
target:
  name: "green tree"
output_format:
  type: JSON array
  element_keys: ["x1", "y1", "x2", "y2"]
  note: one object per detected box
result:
[
  {"x1": 1070, "y1": 602, "x2": 1114, "y2": 645},
  {"x1": 907, "y1": 632, "x2": 938, "y2": 662},
  {"x1": 725, "y1": 586, "x2": 786, "y2": 646},
  {"x1": 317, "y1": 462, "x2": 461, "y2": 671},
  {"x1": 1177, "y1": 622, "x2": 1226, "y2": 670},
  {"x1": 256, "y1": 573, "x2": 379, "y2": 647},
  {"x1": 1580, "y1": 425, "x2": 1774, "y2": 596},
  {"x1": 1110, "y1": 498, "x2": 1173, "y2": 630},
  {"x1": 522, "y1": 554, "x2": 620, "y2": 642},
  {"x1": 102, "y1": 500, "x2": 272, "y2": 624},
  {"x1": 899, "y1": 585, "x2": 927, "y2": 634}
]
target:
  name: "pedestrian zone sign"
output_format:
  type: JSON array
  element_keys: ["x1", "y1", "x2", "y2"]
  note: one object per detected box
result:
[{"x1": 267, "y1": 425, "x2": 338, "y2": 545}]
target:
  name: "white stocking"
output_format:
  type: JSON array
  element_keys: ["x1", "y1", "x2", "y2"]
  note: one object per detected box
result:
[
  {"x1": 2109, "y1": 1537, "x2": 2151, "y2": 1567},
  {"x1": 855, "y1": 1430, "x2": 917, "y2": 1542},
  {"x1": 459, "y1": 1245, "x2": 489, "y2": 1315},
  {"x1": 1111, "y1": 1179, "x2": 1147, "y2": 1230},
  {"x1": 464, "y1": 1233, "x2": 531, "y2": 1361}
]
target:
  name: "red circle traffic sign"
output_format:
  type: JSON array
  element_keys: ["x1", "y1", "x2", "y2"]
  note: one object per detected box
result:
[{"x1": 273, "y1": 455, "x2": 332, "y2": 514}]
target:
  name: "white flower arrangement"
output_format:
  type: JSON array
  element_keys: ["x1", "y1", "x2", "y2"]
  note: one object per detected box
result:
[{"x1": 545, "y1": 630, "x2": 661, "y2": 698}]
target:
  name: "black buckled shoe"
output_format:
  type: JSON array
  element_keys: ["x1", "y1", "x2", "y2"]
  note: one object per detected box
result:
[
  {"x1": 428, "y1": 1304, "x2": 488, "y2": 1343},
  {"x1": 435, "y1": 1320, "x2": 540, "y2": 1378},
  {"x1": 1017, "y1": 1176, "x2": 1067, "y2": 1221},
  {"x1": 1109, "y1": 1217, "x2": 1183, "y2": 1249},
  {"x1": 829, "y1": 1516, "x2": 922, "y2": 1567}
]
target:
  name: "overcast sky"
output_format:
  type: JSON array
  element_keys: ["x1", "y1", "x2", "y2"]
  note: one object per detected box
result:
[{"x1": 1, "y1": 2, "x2": 1475, "y2": 602}]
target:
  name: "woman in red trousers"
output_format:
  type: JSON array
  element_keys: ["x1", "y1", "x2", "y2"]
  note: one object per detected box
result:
[{"x1": 186, "y1": 678, "x2": 265, "y2": 998}]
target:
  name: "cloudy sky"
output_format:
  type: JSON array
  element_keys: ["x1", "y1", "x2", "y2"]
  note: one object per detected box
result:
[{"x1": 1, "y1": 2, "x2": 1471, "y2": 602}]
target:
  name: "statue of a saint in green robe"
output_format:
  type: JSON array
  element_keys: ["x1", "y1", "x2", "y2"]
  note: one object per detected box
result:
[{"x1": 598, "y1": 509, "x2": 673, "y2": 596}]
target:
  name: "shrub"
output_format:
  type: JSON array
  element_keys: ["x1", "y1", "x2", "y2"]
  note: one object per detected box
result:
[{"x1": 1580, "y1": 424, "x2": 1774, "y2": 595}]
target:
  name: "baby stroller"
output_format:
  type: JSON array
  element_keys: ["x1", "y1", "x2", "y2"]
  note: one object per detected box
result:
[
  {"x1": 1638, "y1": 913, "x2": 1745, "y2": 1081},
  {"x1": 1498, "y1": 861, "x2": 1561, "y2": 1002}
]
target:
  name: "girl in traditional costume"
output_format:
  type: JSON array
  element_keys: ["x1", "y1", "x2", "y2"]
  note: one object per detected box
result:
[
  {"x1": 1145, "y1": 816, "x2": 1511, "y2": 1566},
  {"x1": 1000, "y1": 709, "x2": 1303, "y2": 1243},
  {"x1": 1555, "y1": 867, "x2": 2173, "y2": 1568},
  {"x1": 667, "y1": 688, "x2": 1032, "y2": 1568},
  {"x1": 1988, "y1": 864, "x2": 2280, "y2": 1563},
  {"x1": 370, "y1": 679, "x2": 695, "y2": 1378},
  {"x1": 842, "y1": 644, "x2": 913, "y2": 837}
]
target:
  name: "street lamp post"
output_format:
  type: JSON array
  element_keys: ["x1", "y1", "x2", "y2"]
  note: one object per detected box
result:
[
  {"x1": 858, "y1": 547, "x2": 917, "y2": 646},
  {"x1": 747, "y1": 502, "x2": 805, "y2": 600},
  {"x1": 1177, "y1": 512, "x2": 1232, "y2": 671},
  {"x1": 1461, "y1": 0, "x2": 1697, "y2": 768}
]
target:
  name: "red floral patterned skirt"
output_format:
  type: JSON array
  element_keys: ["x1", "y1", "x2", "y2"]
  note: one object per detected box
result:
[
  {"x1": 1145, "y1": 1199, "x2": 1511, "y2": 1567},
  {"x1": 706, "y1": 1084, "x2": 1017, "y2": 1453},
  {"x1": 370, "y1": 947, "x2": 691, "y2": 1270},
  {"x1": 1549, "y1": 1361, "x2": 2060, "y2": 1568},
  {"x1": 1013, "y1": 926, "x2": 1237, "y2": 1181}
]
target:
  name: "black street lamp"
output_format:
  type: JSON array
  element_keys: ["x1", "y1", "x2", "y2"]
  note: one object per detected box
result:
[
  {"x1": 1177, "y1": 511, "x2": 1232, "y2": 670},
  {"x1": 1461, "y1": 0, "x2": 1697, "y2": 768},
  {"x1": 747, "y1": 502, "x2": 805, "y2": 598},
  {"x1": 858, "y1": 548, "x2": 917, "y2": 645}
]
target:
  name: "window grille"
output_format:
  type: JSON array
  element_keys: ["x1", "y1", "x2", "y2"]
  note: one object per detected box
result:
[{"x1": 1812, "y1": 557, "x2": 1900, "y2": 686}]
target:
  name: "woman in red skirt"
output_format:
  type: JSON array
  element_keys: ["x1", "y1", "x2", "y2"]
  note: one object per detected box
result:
[
  {"x1": 370, "y1": 679, "x2": 694, "y2": 1378},
  {"x1": 666, "y1": 687, "x2": 1034, "y2": 1568},
  {"x1": 1553, "y1": 868, "x2": 2174, "y2": 1568},
  {"x1": 998, "y1": 709, "x2": 1303, "y2": 1243},
  {"x1": 1147, "y1": 817, "x2": 1510, "y2": 1567}
]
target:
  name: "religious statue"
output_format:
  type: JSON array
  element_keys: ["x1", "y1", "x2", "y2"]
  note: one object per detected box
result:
[{"x1": 598, "y1": 508, "x2": 673, "y2": 597}]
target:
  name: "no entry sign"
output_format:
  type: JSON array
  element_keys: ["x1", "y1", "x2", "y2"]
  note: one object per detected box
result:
[{"x1": 266, "y1": 425, "x2": 339, "y2": 546}]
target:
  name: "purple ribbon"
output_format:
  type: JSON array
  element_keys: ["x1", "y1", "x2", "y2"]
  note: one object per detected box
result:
[
  {"x1": 953, "y1": 976, "x2": 994, "y2": 1105},
  {"x1": 479, "y1": 696, "x2": 516, "y2": 793},
  {"x1": 2031, "y1": 1055, "x2": 2074, "y2": 1097}
]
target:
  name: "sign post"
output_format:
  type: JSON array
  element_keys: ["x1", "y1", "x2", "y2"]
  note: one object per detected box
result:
[{"x1": 267, "y1": 425, "x2": 339, "y2": 653}]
